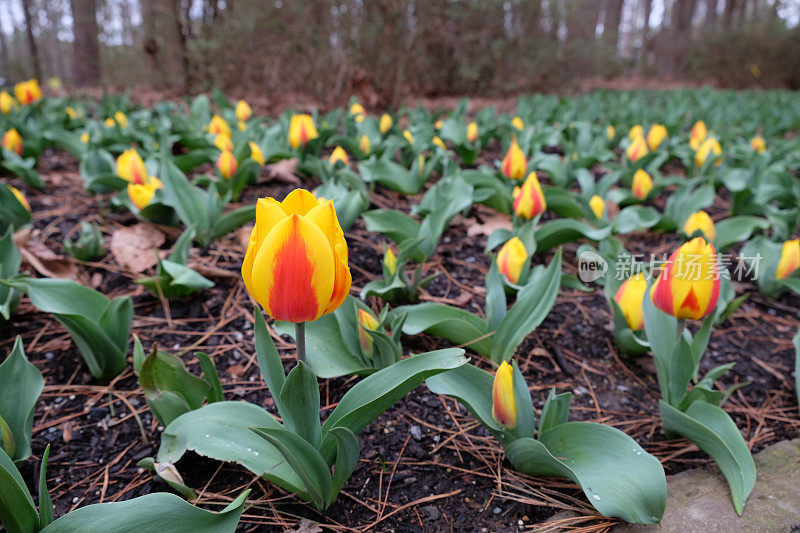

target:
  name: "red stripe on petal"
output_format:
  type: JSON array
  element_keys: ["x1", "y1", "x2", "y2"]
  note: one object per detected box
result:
[{"x1": 268, "y1": 217, "x2": 320, "y2": 322}]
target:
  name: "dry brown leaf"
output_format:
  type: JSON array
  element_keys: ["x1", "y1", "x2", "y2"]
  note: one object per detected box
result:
[
  {"x1": 110, "y1": 224, "x2": 166, "y2": 273},
  {"x1": 188, "y1": 259, "x2": 238, "y2": 279},
  {"x1": 466, "y1": 213, "x2": 512, "y2": 238},
  {"x1": 14, "y1": 229, "x2": 79, "y2": 280},
  {"x1": 292, "y1": 519, "x2": 323, "y2": 533},
  {"x1": 260, "y1": 157, "x2": 300, "y2": 184}
]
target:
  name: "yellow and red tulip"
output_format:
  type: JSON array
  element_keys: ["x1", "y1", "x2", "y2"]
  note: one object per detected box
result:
[
  {"x1": 249, "y1": 141, "x2": 265, "y2": 166},
  {"x1": 631, "y1": 169, "x2": 653, "y2": 200},
  {"x1": 403, "y1": 129, "x2": 414, "y2": 145},
  {"x1": 689, "y1": 120, "x2": 707, "y2": 150},
  {"x1": 359, "y1": 134, "x2": 371, "y2": 155},
  {"x1": 491, "y1": 361, "x2": 516, "y2": 429},
  {"x1": 512, "y1": 172, "x2": 546, "y2": 219},
  {"x1": 589, "y1": 195, "x2": 605, "y2": 219},
  {"x1": 434, "y1": 119, "x2": 443, "y2": 130},
  {"x1": 357, "y1": 308, "x2": 380, "y2": 356},
  {"x1": 501, "y1": 138, "x2": 527, "y2": 180},
  {"x1": 288, "y1": 114, "x2": 319, "y2": 149},
  {"x1": 216, "y1": 150, "x2": 238, "y2": 178},
  {"x1": 2, "y1": 128, "x2": 23, "y2": 155},
  {"x1": 432, "y1": 136, "x2": 446, "y2": 150},
  {"x1": 614, "y1": 273, "x2": 647, "y2": 331},
  {"x1": 114, "y1": 111, "x2": 128, "y2": 129},
  {"x1": 0, "y1": 91, "x2": 14, "y2": 114},
  {"x1": 213, "y1": 133, "x2": 234, "y2": 152},
  {"x1": 14, "y1": 79, "x2": 41, "y2": 106},
  {"x1": 241, "y1": 189, "x2": 351, "y2": 323},
  {"x1": 384, "y1": 246, "x2": 397, "y2": 276},
  {"x1": 9, "y1": 185, "x2": 30, "y2": 211},
  {"x1": 208, "y1": 114, "x2": 231, "y2": 137},
  {"x1": 329, "y1": 146, "x2": 349, "y2": 166},
  {"x1": 626, "y1": 135, "x2": 649, "y2": 162},
  {"x1": 511, "y1": 116, "x2": 524, "y2": 131},
  {"x1": 80, "y1": 132, "x2": 90, "y2": 144},
  {"x1": 236, "y1": 100, "x2": 253, "y2": 123},
  {"x1": 650, "y1": 237, "x2": 720, "y2": 320},
  {"x1": 775, "y1": 239, "x2": 800, "y2": 279},
  {"x1": 628, "y1": 125, "x2": 643, "y2": 140},
  {"x1": 104, "y1": 117, "x2": 116, "y2": 128},
  {"x1": 379, "y1": 113, "x2": 393, "y2": 134},
  {"x1": 683, "y1": 210, "x2": 716, "y2": 241},
  {"x1": 128, "y1": 176, "x2": 163, "y2": 210},
  {"x1": 750, "y1": 136, "x2": 766, "y2": 154},
  {"x1": 646, "y1": 124, "x2": 668, "y2": 151},
  {"x1": 466, "y1": 121, "x2": 478, "y2": 143},
  {"x1": 116, "y1": 149, "x2": 148, "y2": 185},
  {"x1": 695, "y1": 137, "x2": 722, "y2": 167},
  {"x1": 497, "y1": 237, "x2": 528, "y2": 284}
]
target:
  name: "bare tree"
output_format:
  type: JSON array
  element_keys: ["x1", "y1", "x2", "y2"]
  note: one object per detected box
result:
[
  {"x1": 21, "y1": 0, "x2": 42, "y2": 79},
  {"x1": 604, "y1": 0, "x2": 626, "y2": 51},
  {"x1": 71, "y1": 0, "x2": 101, "y2": 85}
]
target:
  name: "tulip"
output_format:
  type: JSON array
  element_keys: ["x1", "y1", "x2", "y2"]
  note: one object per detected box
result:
[
  {"x1": 750, "y1": 136, "x2": 766, "y2": 154},
  {"x1": 497, "y1": 237, "x2": 527, "y2": 284},
  {"x1": 9, "y1": 185, "x2": 30, "y2": 211},
  {"x1": 329, "y1": 146, "x2": 349, "y2": 166},
  {"x1": 689, "y1": 120, "x2": 707, "y2": 151},
  {"x1": 384, "y1": 247, "x2": 397, "y2": 276},
  {"x1": 606, "y1": 125, "x2": 616, "y2": 140},
  {"x1": 2, "y1": 128, "x2": 23, "y2": 155},
  {"x1": 236, "y1": 100, "x2": 253, "y2": 122},
  {"x1": 379, "y1": 113, "x2": 393, "y2": 134},
  {"x1": 116, "y1": 149, "x2": 148, "y2": 185},
  {"x1": 288, "y1": 114, "x2": 319, "y2": 149},
  {"x1": 238, "y1": 121, "x2": 247, "y2": 131},
  {"x1": 650, "y1": 237, "x2": 720, "y2": 320},
  {"x1": 511, "y1": 116, "x2": 524, "y2": 130},
  {"x1": 128, "y1": 176, "x2": 163, "y2": 210},
  {"x1": 357, "y1": 308, "x2": 380, "y2": 356},
  {"x1": 241, "y1": 189, "x2": 351, "y2": 323},
  {"x1": 646, "y1": 124, "x2": 668, "y2": 151},
  {"x1": 208, "y1": 114, "x2": 231, "y2": 137},
  {"x1": 249, "y1": 141, "x2": 265, "y2": 166},
  {"x1": 80, "y1": 132, "x2": 90, "y2": 144},
  {"x1": 626, "y1": 135, "x2": 649, "y2": 162},
  {"x1": 0, "y1": 91, "x2": 14, "y2": 114},
  {"x1": 589, "y1": 195, "x2": 605, "y2": 219},
  {"x1": 403, "y1": 129, "x2": 414, "y2": 145},
  {"x1": 466, "y1": 121, "x2": 478, "y2": 143},
  {"x1": 614, "y1": 273, "x2": 647, "y2": 331},
  {"x1": 695, "y1": 137, "x2": 722, "y2": 167},
  {"x1": 501, "y1": 138, "x2": 527, "y2": 180},
  {"x1": 775, "y1": 239, "x2": 800, "y2": 279},
  {"x1": 213, "y1": 133, "x2": 233, "y2": 152},
  {"x1": 434, "y1": 119, "x2": 443, "y2": 130},
  {"x1": 683, "y1": 210, "x2": 715, "y2": 241},
  {"x1": 104, "y1": 117, "x2": 116, "y2": 128},
  {"x1": 14, "y1": 79, "x2": 41, "y2": 106},
  {"x1": 432, "y1": 136, "x2": 446, "y2": 150},
  {"x1": 114, "y1": 111, "x2": 128, "y2": 129},
  {"x1": 631, "y1": 169, "x2": 653, "y2": 200},
  {"x1": 350, "y1": 102, "x2": 365, "y2": 122},
  {"x1": 65, "y1": 106, "x2": 77, "y2": 119},
  {"x1": 512, "y1": 172, "x2": 546, "y2": 219},
  {"x1": 359, "y1": 134, "x2": 371, "y2": 155},
  {"x1": 628, "y1": 125, "x2": 643, "y2": 140},
  {"x1": 216, "y1": 150, "x2": 238, "y2": 178},
  {"x1": 491, "y1": 361, "x2": 516, "y2": 429}
]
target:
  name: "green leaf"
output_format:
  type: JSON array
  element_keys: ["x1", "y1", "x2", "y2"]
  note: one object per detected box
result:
[
  {"x1": 492, "y1": 250, "x2": 561, "y2": 363},
  {"x1": 612, "y1": 206, "x2": 661, "y2": 234},
  {"x1": 250, "y1": 427, "x2": 333, "y2": 511},
  {"x1": 362, "y1": 210, "x2": 421, "y2": 246},
  {"x1": 139, "y1": 348, "x2": 210, "y2": 426},
  {"x1": 534, "y1": 220, "x2": 611, "y2": 252},
  {"x1": 330, "y1": 427, "x2": 359, "y2": 494},
  {"x1": 196, "y1": 352, "x2": 223, "y2": 403},
  {"x1": 358, "y1": 158, "x2": 422, "y2": 194},
  {"x1": 713, "y1": 216, "x2": 769, "y2": 252},
  {"x1": 157, "y1": 401, "x2": 304, "y2": 493},
  {"x1": 424, "y1": 363, "x2": 503, "y2": 433},
  {"x1": 0, "y1": 228, "x2": 21, "y2": 320},
  {"x1": 279, "y1": 362, "x2": 321, "y2": 448},
  {"x1": 38, "y1": 444, "x2": 54, "y2": 528},
  {"x1": 210, "y1": 204, "x2": 256, "y2": 241},
  {"x1": 319, "y1": 348, "x2": 467, "y2": 461},
  {"x1": 158, "y1": 157, "x2": 209, "y2": 235},
  {"x1": 0, "y1": 337, "x2": 43, "y2": 462},
  {"x1": 394, "y1": 302, "x2": 491, "y2": 356},
  {"x1": 795, "y1": 328, "x2": 800, "y2": 414},
  {"x1": 538, "y1": 388, "x2": 571, "y2": 433},
  {"x1": 0, "y1": 445, "x2": 38, "y2": 533},
  {"x1": 137, "y1": 457, "x2": 197, "y2": 500},
  {"x1": 40, "y1": 491, "x2": 249, "y2": 533},
  {"x1": 0, "y1": 184, "x2": 32, "y2": 229},
  {"x1": 505, "y1": 422, "x2": 666, "y2": 524},
  {"x1": 254, "y1": 307, "x2": 287, "y2": 416},
  {"x1": 659, "y1": 400, "x2": 756, "y2": 515},
  {"x1": 511, "y1": 361, "x2": 535, "y2": 440}
]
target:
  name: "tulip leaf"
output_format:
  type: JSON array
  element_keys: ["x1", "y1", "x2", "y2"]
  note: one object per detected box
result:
[
  {"x1": 0, "y1": 228, "x2": 21, "y2": 320},
  {"x1": 195, "y1": 352, "x2": 224, "y2": 404},
  {"x1": 393, "y1": 302, "x2": 491, "y2": 357},
  {"x1": 541, "y1": 185, "x2": 585, "y2": 219},
  {"x1": 795, "y1": 327, "x2": 800, "y2": 413},
  {"x1": 713, "y1": 216, "x2": 769, "y2": 252},
  {"x1": 534, "y1": 220, "x2": 611, "y2": 253},
  {"x1": 279, "y1": 362, "x2": 321, "y2": 449},
  {"x1": 362, "y1": 209, "x2": 421, "y2": 246},
  {"x1": 0, "y1": 445, "x2": 38, "y2": 533},
  {"x1": 359, "y1": 158, "x2": 423, "y2": 195},
  {"x1": 492, "y1": 249, "x2": 562, "y2": 363},
  {"x1": 38, "y1": 445, "x2": 54, "y2": 528},
  {"x1": 254, "y1": 308, "x2": 287, "y2": 416},
  {"x1": 158, "y1": 158, "x2": 210, "y2": 235},
  {"x1": 40, "y1": 491, "x2": 249, "y2": 533},
  {"x1": 538, "y1": 388, "x2": 571, "y2": 433},
  {"x1": 319, "y1": 348, "x2": 467, "y2": 461},
  {"x1": 0, "y1": 184, "x2": 32, "y2": 230},
  {"x1": 157, "y1": 401, "x2": 304, "y2": 493},
  {"x1": 511, "y1": 361, "x2": 535, "y2": 439},
  {"x1": 210, "y1": 203, "x2": 256, "y2": 241},
  {"x1": 330, "y1": 427, "x2": 360, "y2": 495},
  {"x1": 424, "y1": 363, "x2": 503, "y2": 433},
  {"x1": 0, "y1": 337, "x2": 43, "y2": 463},
  {"x1": 138, "y1": 347, "x2": 211, "y2": 426},
  {"x1": 659, "y1": 400, "x2": 756, "y2": 515},
  {"x1": 505, "y1": 423, "x2": 666, "y2": 524},
  {"x1": 612, "y1": 206, "x2": 662, "y2": 234}
]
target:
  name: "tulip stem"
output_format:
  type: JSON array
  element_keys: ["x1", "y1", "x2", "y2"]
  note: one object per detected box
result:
[
  {"x1": 295, "y1": 322, "x2": 306, "y2": 363},
  {"x1": 676, "y1": 318, "x2": 685, "y2": 343}
]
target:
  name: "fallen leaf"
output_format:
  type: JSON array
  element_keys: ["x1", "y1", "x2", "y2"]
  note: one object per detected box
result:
[
  {"x1": 292, "y1": 519, "x2": 323, "y2": 533},
  {"x1": 14, "y1": 229, "x2": 79, "y2": 280},
  {"x1": 261, "y1": 158, "x2": 300, "y2": 184},
  {"x1": 110, "y1": 224, "x2": 166, "y2": 273},
  {"x1": 61, "y1": 421, "x2": 75, "y2": 443},
  {"x1": 466, "y1": 214, "x2": 512, "y2": 237},
  {"x1": 188, "y1": 259, "x2": 238, "y2": 279}
]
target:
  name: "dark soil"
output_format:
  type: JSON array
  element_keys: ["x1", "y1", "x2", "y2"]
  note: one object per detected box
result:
[{"x1": 2, "y1": 147, "x2": 799, "y2": 533}]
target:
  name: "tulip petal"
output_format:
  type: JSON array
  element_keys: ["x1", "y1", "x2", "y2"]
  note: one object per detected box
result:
[{"x1": 281, "y1": 189, "x2": 320, "y2": 216}]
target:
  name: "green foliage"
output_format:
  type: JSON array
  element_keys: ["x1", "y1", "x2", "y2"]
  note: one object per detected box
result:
[
  {"x1": 63, "y1": 222, "x2": 104, "y2": 262},
  {"x1": 0, "y1": 337, "x2": 43, "y2": 463}
]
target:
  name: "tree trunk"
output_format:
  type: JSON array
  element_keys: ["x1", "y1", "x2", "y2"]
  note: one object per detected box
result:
[
  {"x1": 0, "y1": 7, "x2": 11, "y2": 79},
  {"x1": 705, "y1": 0, "x2": 719, "y2": 26},
  {"x1": 70, "y1": 0, "x2": 102, "y2": 85},
  {"x1": 171, "y1": 0, "x2": 193, "y2": 91},
  {"x1": 724, "y1": 0, "x2": 738, "y2": 26},
  {"x1": 603, "y1": 0, "x2": 625, "y2": 52},
  {"x1": 21, "y1": 0, "x2": 42, "y2": 79},
  {"x1": 639, "y1": 0, "x2": 653, "y2": 72}
]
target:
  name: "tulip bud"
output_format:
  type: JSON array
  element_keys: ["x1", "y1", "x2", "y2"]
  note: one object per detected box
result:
[
  {"x1": 0, "y1": 91, "x2": 14, "y2": 114},
  {"x1": 432, "y1": 136, "x2": 446, "y2": 150},
  {"x1": 434, "y1": 119, "x2": 443, "y2": 130},
  {"x1": 14, "y1": 79, "x2": 41, "y2": 106},
  {"x1": 8, "y1": 185, "x2": 30, "y2": 211},
  {"x1": 249, "y1": 141, "x2": 265, "y2": 166},
  {"x1": 614, "y1": 273, "x2": 647, "y2": 331},
  {"x1": 628, "y1": 125, "x2": 643, "y2": 140},
  {"x1": 775, "y1": 239, "x2": 800, "y2": 279},
  {"x1": 128, "y1": 176, "x2": 163, "y2": 210},
  {"x1": 357, "y1": 308, "x2": 380, "y2": 356},
  {"x1": 689, "y1": 120, "x2": 707, "y2": 151},
  {"x1": 501, "y1": 138, "x2": 527, "y2": 180},
  {"x1": 631, "y1": 169, "x2": 653, "y2": 200},
  {"x1": 384, "y1": 246, "x2": 397, "y2": 276},
  {"x1": 403, "y1": 129, "x2": 414, "y2": 145},
  {"x1": 606, "y1": 125, "x2": 616, "y2": 140},
  {"x1": 114, "y1": 111, "x2": 128, "y2": 129},
  {"x1": 589, "y1": 195, "x2": 605, "y2": 219},
  {"x1": 651, "y1": 237, "x2": 720, "y2": 320},
  {"x1": 330, "y1": 146, "x2": 349, "y2": 166},
  {"x1": 466, "y1": 121, "x2": 478, "y2": 143},
  {"x1": 208, "y1": 114, "x2": 231, "y2": 137},
  {"x1": 512, "y1": 172, "x2": 546, "y2": 219},
  {"x1": 683, "y1": 210, "x2": 716, "y2": 241},
  {"x1": 116, "y1": 149, "x2": 148, "y2": 185},
  {"x1": 750, "y1": 136, "x2": 766, "y2": 154},
  {"x1": 104, "y1": 117, "x2": 116, "y2": 128},
  {"x1": 626, "y1": 135, "x2": 649, "y2": 162},
  {"x1": 379, "y1": 113, "x2": 393, "y2": 134},
  {"x1": 491, "y1": 361, "x2": 516, "y2": 429},
  {"x1": 646, "y1": 124, "x2": 667, "y2": 151},
  {"x1": 511, "y1": 116, "x2": 524, "y2": 131},
  {"x1": 695, "y1": 137, "x2": 722, "y2": 167},
  {"x1": 2, "y1": 128, "x2": 23, "y2": 155},
  {"x1": 213, "y1": 133, "x2": 234, "y2": 152},
  {"x1": 288, "y1": 114, "x2": 319, "y2": 149},
  {"x1": 359, "y1": 134, "x2": 371, "y2": 155},
  {"x1": 238, "y1": 121, "x2": 247, "y2": 131},
  {"x1": 349, "y1": 102, "x2": 365, "y2": 122},
  {"x1": 80, "y1": 132, "x2": 90, "y2": 144},
  {"x1": 216, "y1": 150, "x2": 238, "y2": 178},
  {"x1": 241, "y1": 189, "x2": 352, "y2": 323},
  {"x1": 497, "y1": 237, "x2": 527, "y2": 284},
  {"x1": 236, "y1": 100, "x2": 253, "y2": 122},
  {"x1": 65, "y1": 106, "x2": 77, "y2": 119}
]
